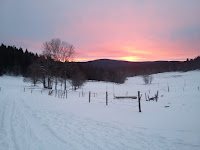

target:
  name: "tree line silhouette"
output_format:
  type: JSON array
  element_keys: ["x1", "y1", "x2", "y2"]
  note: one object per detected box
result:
[
  {"x1": 0, "y1": 42, "x2": 200, "y2": 89},
  {"x1": 0, "y1": 44, "x2": 38, "y2": 76}
]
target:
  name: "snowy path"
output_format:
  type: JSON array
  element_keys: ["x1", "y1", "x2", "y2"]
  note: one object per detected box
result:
[
  {"x1": 0, "y1": 72, "x2": 200, "y2": 150},
  {"x1": 0, "y1": 89, "x2": 199, "y2": 150}
]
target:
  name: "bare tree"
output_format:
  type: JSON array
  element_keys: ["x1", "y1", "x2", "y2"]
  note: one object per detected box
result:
[
  {"x1": 23, "y1": 61, "x2": 41, "y2": 86},
  {"x1": 59, "y1": 43, "x2": 74, "y2": 62},
  {"x1": 60, "y1": 44, "x2": 74, "y2": 90},
  {"x1": 38, "y1": 56, "x2": 48, "y2": 88},
  {"x1": 42, "y1": 38, "x2": 75, "y2": 90},
  {"x1": 71, "y1": 65, "x2": 85, "y2": 90},
  {"x1": 42, "y1": 40, "x2": 55, "y2": 89}
]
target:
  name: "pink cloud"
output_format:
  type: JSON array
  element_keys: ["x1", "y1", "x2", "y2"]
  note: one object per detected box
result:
[
  {"x1": 53, "y1": 1, "x2": 199, "y2": 62},
  {"x1": 2, "y1": 0, "x2": 199, "y2": 62}
]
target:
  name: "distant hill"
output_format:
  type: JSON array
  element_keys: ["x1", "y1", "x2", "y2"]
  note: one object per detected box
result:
[
  {"x1": 83, "y1": 59, "x2": 131, "y2": 68},
  {"x1": 78, "y1": 59, "x2": 181, "y2": 69}
]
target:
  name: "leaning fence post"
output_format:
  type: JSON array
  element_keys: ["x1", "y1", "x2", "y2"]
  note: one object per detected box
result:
[
  {"x1": 138, "y1": 91, "x2": 141, "y2": 112},
  {"x1": 89, "y1": 91, "x2": 91, "y2": 103},
  {"x1": 106, "y1": 91, "x2": 108, "y2": 106}
]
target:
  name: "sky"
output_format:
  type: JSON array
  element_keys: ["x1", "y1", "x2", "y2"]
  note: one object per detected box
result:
[{"x1": 0, "y1": 0, "x2": 200, "y2": 62}]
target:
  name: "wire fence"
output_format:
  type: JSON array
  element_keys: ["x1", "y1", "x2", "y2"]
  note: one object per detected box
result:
[{"x1": 20, "y1": 81, "x2": 200, "y2": 112}]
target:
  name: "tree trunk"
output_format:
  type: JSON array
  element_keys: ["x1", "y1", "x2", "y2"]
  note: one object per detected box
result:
[
  {"x1": 55, "y1": 77, "x2": 58, "y2": 90},
  {"x1": 42, "y1": 77, "x2": 47, "y2": 88},
  {"x1": 64, "y1": 78, "x2": 67, "y2": 90},
  {"x1": 48, "y1": 76, "x2": 51, "y2": 89}
]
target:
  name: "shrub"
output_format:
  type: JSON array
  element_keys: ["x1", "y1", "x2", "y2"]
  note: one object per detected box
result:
[{"x1": 142, "y1": 75, "x2": 153, "y2": 84}]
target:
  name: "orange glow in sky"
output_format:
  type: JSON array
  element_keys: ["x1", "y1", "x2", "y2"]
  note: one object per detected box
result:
[
  {"x1": 120, "y1": 56, "x2": 143, "y2": 62},
  {"x1": 1, "y1": 0, "x2": 199, "y2": 62}
]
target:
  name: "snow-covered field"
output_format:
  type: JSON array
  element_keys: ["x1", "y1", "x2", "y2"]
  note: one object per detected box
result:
[{"x1": 0, "y1": 70, "x2": 200, "y2": 150}]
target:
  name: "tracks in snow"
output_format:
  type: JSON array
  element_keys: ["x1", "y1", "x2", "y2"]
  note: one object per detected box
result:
[
  {"x1": 0, "y1": 93, "x2": 9, "y2": 150},
  {"x1": 1, "y1": 88, "x2": 200, "y2": 150},
  {"x1": 10, "y1": 100, "x2": 20, "y2": 150},
  {"x1": 19, "y1": 97, "x2": 194, "y2": 150}
]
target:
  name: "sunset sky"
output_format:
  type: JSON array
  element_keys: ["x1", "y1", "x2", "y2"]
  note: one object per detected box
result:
[{"x1": 1, "y1": 0, "x2": 200, "y2": 62}]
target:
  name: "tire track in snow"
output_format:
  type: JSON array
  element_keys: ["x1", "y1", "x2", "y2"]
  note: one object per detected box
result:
[
  {"x1": 20, "y1": 98, "x2": 102, "y2": 150},
  {"x1": 0, "y1": 100, "x2": 6, "y2": 128},
  {"x1": 0, "y1": 97, "x2": 7, "y2": 134},
  {"x1": 20, "y1": 98, "x2": 76, "y2": 150},
  {"x1": 44, "y1": 124, "x2": 69, "y2": 144},
  {"x1": 0, "y1": 94, "x2": 9, "y2": 150},
  {"x1": 19, "y1": 97, "x2": 167, "y2": 150},
  {"x1": 10, "y1": 100, "x2": 20, "y2": 150},
  {"x1": 12, "y1": 95, "x2": 46, "y2": 150}
]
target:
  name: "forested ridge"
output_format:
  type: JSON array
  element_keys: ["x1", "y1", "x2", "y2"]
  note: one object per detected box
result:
[
  {"x1": 0, "y1": 43, "x2": 200, "y2": 86},
  {"x1": 0, "y1": 44, "x2": 39, "y2": 76}
]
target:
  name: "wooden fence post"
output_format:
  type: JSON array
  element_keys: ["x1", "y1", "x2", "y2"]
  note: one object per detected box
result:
[
  {"x1": 156, "y1": 91, "x2": 159, "y2": 102},
  {"x1": 89, "y1": 91, "x2": 91, "y2": 103},
  {"x1": 168, "y1": 86, "x2": 169, "y2": 92},
  {"x1": 63, "y1": 90, "x2": 65, "y2": 99},
  {"x1": 106, "y1": 91, "x2": 108, "y2": 106},
  {"x1": 138, "y1": 91, "x2": 141, "y2": 112},
  {"x1": 198, "y1": 86, "x2": 199, "y2": 91},
  {"x1": 145, "y1": 93, "x2": 147, "y2": 101},
  {"x1": 66, "y1": 90, "x2": 67, "y2": 99}
]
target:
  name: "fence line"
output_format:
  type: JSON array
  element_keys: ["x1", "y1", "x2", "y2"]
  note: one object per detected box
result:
[{"x1": 21, "y1": 83, "x2": 200, "y2": 112}]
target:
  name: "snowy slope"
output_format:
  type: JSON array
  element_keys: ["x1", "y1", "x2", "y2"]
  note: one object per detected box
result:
[{"x1": 0, "y1": 71, "x2": 200, "y2": 150}]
